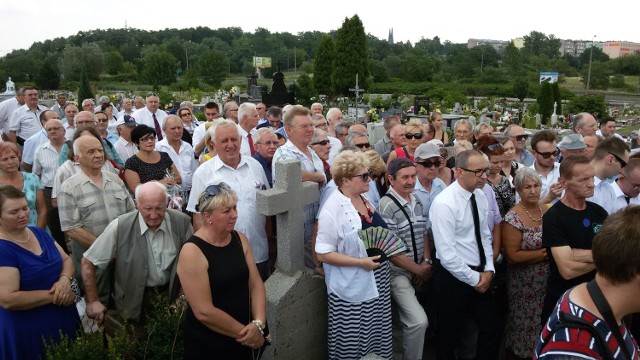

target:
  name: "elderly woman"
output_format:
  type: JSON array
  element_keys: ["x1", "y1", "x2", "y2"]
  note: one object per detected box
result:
[
  {"x1": 500, "y1": 137, "x2": 520, "y2": 187},
  {"x1": 502, "y1": 167, "x2": 549, "y2": 360},
  {"x1": 0, "y1": 143, "x2": 46, "y2": 229},
  {"x1": 310, "y1": 128, "x2": 333, "y2": 181},
  {"x1": 0, "y1": 185, "x2": 79, "y2": 359},
  {"x1": 177, "y1": 183, "x2": 267, "y2": 359},
  {"x1": 429, "y1": 111, "x2": 449, "y2": 144},
  {"x1": 387, "y1": 119, "x2": 424, "y2": 163},
  {"x1": 316, "y1": 150, "x2": 393, "y2": 360},
  {"x1": 124, "y1": 125, "x2": 181, "y2": 193},
  {"x1": 477, "y1": 135, "x2": 515, "y2": 218},
  {"x1": 362, "y1": 150, "x2": 387, "y2": 209}
]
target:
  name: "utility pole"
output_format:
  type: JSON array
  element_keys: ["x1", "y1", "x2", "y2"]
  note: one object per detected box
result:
[{"x1": 586, "y1": 35, "x2": 597, "y2": 93}]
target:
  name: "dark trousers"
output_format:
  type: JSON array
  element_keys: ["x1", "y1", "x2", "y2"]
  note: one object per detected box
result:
[
  {"x1": 43, "y1": 187, "x2": 67, "y2": 253},
  {"x1": 435, "y1": 263, "x2": 500, "y2": 360}
]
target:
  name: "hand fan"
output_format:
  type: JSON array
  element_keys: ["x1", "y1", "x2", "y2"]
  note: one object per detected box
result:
[{"x1": 358, "y1": 226, "x2": 406, "y2": 262}]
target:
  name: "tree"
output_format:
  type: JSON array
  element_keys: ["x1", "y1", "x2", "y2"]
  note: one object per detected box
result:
[
  {"x1": 197, "y1": 50, "x2": 228, "y2": 88},
  {"x1": 294, "y1": 73, "x2": 315, "y2": 107},
  {"x1": 105, "y1": 50, "x2": 124, "y2": 75},
  {"x1": 581, "y1": 61, "x2": 611, "y2": 90},
  {"x1": 566, "y1": 94, "x2": 606, "y2": 116},
  {"x1": 77, "y1": 66, "x2": 93, "y2": 103},
  {"x1": 59, "y1": 43, "x2": 104, "y2": 81},
  {"x1": 369, "y1": 59, "x2": 389, "y2": 83},
  {"x1": 313, "y1": 35, "x2": 335, "y2": 97},
  {"x1": 34, "y1": 57, "x2": 60, "y2": 89},
  {"x1": 537, "y1": 82, "x2": 554, "y2": 124},
  {"x1": 503, "y1": 42, "x2": 522, "y2": 73},
  {"x1": 141, "y1": 51, "x2": 178, "y2": 89},
  {"x1": 332, "y1": 15, "x2": 369, "y2": 96}
]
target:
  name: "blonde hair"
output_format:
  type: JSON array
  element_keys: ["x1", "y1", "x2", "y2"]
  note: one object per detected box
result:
[
  {"x1": 363, "y1": 150, "x2": 386, "y2": 177},
  {"x1": 198, "y1": 185, "x2": 238, "y2": 215},
  {"x1": 331, "y1": 150, "x2": 370, "y2": 186},
  {"x1": 405, "y1": 119, "x2": 424, "y2": 134}
]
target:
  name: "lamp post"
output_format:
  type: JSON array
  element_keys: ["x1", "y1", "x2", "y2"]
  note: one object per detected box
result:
[{"x1": 586, "y1": 35, "x2": 597, "y2": 92}]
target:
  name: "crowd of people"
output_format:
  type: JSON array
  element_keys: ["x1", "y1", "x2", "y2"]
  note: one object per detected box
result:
[{"x1": 1, "y1": 87, "x2": 640, "y2": 360}]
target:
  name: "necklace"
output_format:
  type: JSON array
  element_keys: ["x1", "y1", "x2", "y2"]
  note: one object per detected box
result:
[
  {"x1": 339, "y1": 189, "x2": 374, "y2": 224},
  {"x1": 0, "y1": 228, "x2": 30, "y2": 244},
  {"x1": 520, "y1": 202, "x2": 543, "y2": 222}
]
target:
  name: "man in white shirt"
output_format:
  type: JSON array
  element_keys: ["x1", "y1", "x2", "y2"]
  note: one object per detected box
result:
[
  {"x1": 596, "y1": 116, "x2": 624, "y2": 140},
  {"x1": 430, "y1": 149, "x2": 500, "y2": 360},
  {"x1": 63, "y1": 104, "x2": 78, "y2": 141},
  {"x1": 113, "y1": 115, "x2": 139, "y2": 163},
  {"x1": 22, "y1": 110, "x2": 60, "y2": 172},
  {"x1": 572, "y1": 112, "x2": 598, "y2": 137},
  {"x1": 187, "y1": 119, "x2": 270, "y2": 280},
  {"x1": 192, "y1": 102, "x2": 220, "y2": 157},
  {"x1": 610, "y1": 158, "x2": 640, "y2": 213},
  {"x1": 8, "y1": 87, "x2": 48, "y2": 145},
  {"x1": 155, "y1": 115, "x2": 194, "y2": 191},
  {"x1": 588, "y1": 137, "x2": 630, "y2": 214},
  {"x1": 237, "y1": 102, "x2": 259, "y2": 157},
  {"x1": 131, "y1": 93, "x2": 167, "y2": 140},
  {"x1": 256, "y1": 102, "x2": 267, "y2": 125},
  {"x1": 529, "y1": 130, "x2": 563, "y2": 205},
  {"x1": 0, "y1": 87, "x2": 25, "y2": 141}
]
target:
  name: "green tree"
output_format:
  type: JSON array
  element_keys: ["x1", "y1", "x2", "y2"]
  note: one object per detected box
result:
[
  {"x1": 566, "y1": 94, "x2": 606, "y2": 116},
  {"x1": 197, "y1": 50, "x2": 229, "y2": 88},
  {"x1": 369, "y1": 59, "x2": 389, "y2": 83},
  {"x1": 141, "y1": 51, "x2": 178, "y2": 89},
  {"x1": 313, "y1": 35, "x2": 335, "y2": 96},
  {"x1": 60, "y1": 43, "x2": 104, "y2": 81},
  {"x1": 332, "y1": 15, "x2": 369, "y2": 96},
  {"x1": 581, "y1": 61, "x2": 611, "y2": 90},
  {"x1": 34, "y1": 57, "x2": 60, "y2": 89},
  {"x1": 537, "y1": 81, "x2": 554, "y2": 124},
  {"x1": 77, "y1": 66, "x2": 93, "y2": 102},
  {"x1": 294, "y1": 73, "x2": 315, "y2": 107},
  {"x1": 503, "y1": 42, "x2": 522, "y2": 73},
  {"x1": 105, "y1": 50, "x2": 124, "y2": 75}
]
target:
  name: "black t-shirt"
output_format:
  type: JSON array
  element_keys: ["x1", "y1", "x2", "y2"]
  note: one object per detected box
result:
[{"x1": 540, "y1": 200, "x2": 608, "y2": 322}]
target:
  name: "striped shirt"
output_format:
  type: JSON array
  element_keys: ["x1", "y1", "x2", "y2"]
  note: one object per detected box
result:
[
  {"x1": 32, "y1": 141, "x2": 62, "y2": 187},
  {"x1": 52, "y1": 160, "x2": 118, "y2": 199}
]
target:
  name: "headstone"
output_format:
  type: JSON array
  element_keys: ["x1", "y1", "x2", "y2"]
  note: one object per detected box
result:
[
  {"x1": 535, "y1": 114, "x2": 541, "y2": 127},
  {"x1": 413, "y1": 96, "x2": 430, "y2": 115},
  {"x1": 262, "y1": 62, "x2": 295, "y2": 107},
  {"x1": 256, "y1": 160, "x2": 326, "y2": 359},
  {"x1": 3, "y1": 77, "x2": 15, "y2": 95},
  {"x1": 247, "y1": 75, "x2": 259, "y2": 99},
  {"x1": 551, "y1": 102, "x2": 558, "y2": 125},
  {"x1": 453, "y1": 102, "x2": 462, "y2": 114}
]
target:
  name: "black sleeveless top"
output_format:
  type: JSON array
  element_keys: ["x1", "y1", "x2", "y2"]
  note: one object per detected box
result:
[{"x1": 184, "y1": 231, "x2": 252, "y2": 359}]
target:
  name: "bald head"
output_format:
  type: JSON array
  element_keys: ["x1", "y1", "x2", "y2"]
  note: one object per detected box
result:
[
  {"x1": 75, "y1": 111, "x2": 96, "y2": 128},
  {"x1": 73, "y1": 135, "x2": 104, "y2": 171},
  {"x1": 135, "y1": 181, "x2": 168, "y2": 203},
  {"x1": 349, "y1": 124, "x2": 367, "y2": 134}
]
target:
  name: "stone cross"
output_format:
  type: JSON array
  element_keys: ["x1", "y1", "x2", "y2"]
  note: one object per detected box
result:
[
  {"x1": 256, "y1": 160, "x2": 319, "y2": 273},
  {"x1": 349, "y1": 74, "x2": 365, "y2": 122}
]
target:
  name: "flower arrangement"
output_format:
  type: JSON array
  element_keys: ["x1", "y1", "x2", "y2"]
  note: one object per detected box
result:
[
  {"x1": 367, "y1": 109, "x2": 379, "y2": 122},
  {"x1": 418, "y1": 107, "x2": 428, "y2": 115}
]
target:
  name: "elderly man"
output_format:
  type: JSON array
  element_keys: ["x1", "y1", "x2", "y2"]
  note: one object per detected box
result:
[
  {"x1": 0, "y1": 87, "x2": 25, "y2": 141},
  {"x1": 310, "y1": 128, "x2": 333, "y2": 181},
  {"x1": 113, "y1": 115, "x2": 138, "y2": 162},
  {"x1": 272, "y1": 105, "x2": 325, "y2": 270},
  {"x1": 504, "y1": 124, "x2": 534, "y2": 166},
  {"x1": 132, "y1": 96, "x2": 144, "y2": 110},
  {"x1": 310, "y1": 102, "x2": 323, "y2": 115},
  {"x1": 22, "y1": 110, "x2": 61, "y2": 172},
  {"x1": 253, "y1": 127, "x2": 279, "y2": 187},
  {"x1": 131, "y1": 93, "x2": 168, "y2": 140},
  {"x1": 257, "y1": 106, "x2": 283, "y2": 130},
  {"x1": 8, "y1": 87, "x2": 48, "y2": 145},
  {"x1": 572, "y1": 112, "x2": 598, "y2": 137},
  {"x1": 326, "y1": 107, "x2": 344, "y2": 138},
  {"x1": 431, "y1": 150, "x2": 500, "y2": 360},
  {"x1": 63, "y1": 103, "x2": 78, "y2": 140},
  {"x1": 223, "y1": 101, "x2": 239, "y2": 123},
  {"x1": 82, "y1": 181, "x2": 192, "y2": 325},
  {"x1": 193, "y1": 101, "x2": 221, "y2": 157},
  {"x1": 82, "y1": 98, "x2": 95, "y2": 112},
  {"x1": 156, "y1": 115, "x2": 194, "y2": 192},
  {"x1": 187, "y1": 120, "x2": 270, "y2": 280},
  {"x1": 473, "y1": 122, "x2": 493, "y2": 142},
  {"x1": 583, "y1": 134, "x2": 599, "y2": 158},
  {"x1": 558, "y1": 133, "x2": 587, "y2": 161},
  {"x1": 50, "y1": 93, "x2": 67, "y2": 119},
  {"x1": 117, "y1": 98, "x2": 134, "y2": 119},
  {"x1": 413, "y1": 142, "x2": 447, "y2": 234},
  {"x1": 345, "y1": 130, "x2": 371, "y2": 151},
  {"x1": 540, "y1": 156, "x2": 608, "y2": 324},
  {"x1": 238, "y1": 102, "x2": 259, "y2": 157},
  {"x1": 33, "y1": 118, "x2": 67, "y2": 250},
  {"x1": 309, "y1": 113, "x2": 341, "y2": 164},
  {"x1": 374, "y1": 115, "x2": 400, "y2": 156},
  {"x1": 587, "y1": 137, "x2": 630, "y2": 214},
  {"x1": 58, "y1": 135, "x2": 134, "y2": 303},
  {"x1": 382, "y1": 123, "x2": 407, "y2": 163},
  {"x1": 450, "y1": 119, "x2": 474, "y2": 145}
]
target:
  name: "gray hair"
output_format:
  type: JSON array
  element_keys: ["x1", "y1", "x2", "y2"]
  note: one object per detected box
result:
[
  {"x1": 208, "y1": 119, "x2": 241, "y2": 144},
  {"x1": 454, "y1": 119, "x2": 473, "y2": 131},
  {"x1": 134, "y1": 181, "x2": 168, "y2": 201},
  {"x1": 474, "y1": 122, "x2": 492, "y2": 137},
  {"x1": 326, "y1": 108, "x2": 342, "y2": 122},
  {"x1": 311, "y1": 102, "x2": 323, "y2": 111},
  {"x1": 513, "y1": 166, "x2": 542, "y2": 190},
  {"x1": 312, "y1": 128, "x2": 329, "y2": 143},
  {"x1": 238, "y1": 102, "x2": 257, "y2": 124},
  {"x1": 180, "y1": 101, "x2": 194, "y2": 108},
  {"x1": 162, "y1": 114, "x2": 183, "y2": 130},
  {"x1": 82, "y1": 98, "x2": 95, "y2": 106},
  {"x1": 572, "y1": 113, "x2": 587, "y2": 132},
  {"x1": 254, "y1": 127, "x2": 276, "y2": 144},
  {"x1": 345, "y1": 131, "x2": 368, "y2": 146},
  {"x1": 334, "y1": 120, "x2": 352, "y2": 136}
]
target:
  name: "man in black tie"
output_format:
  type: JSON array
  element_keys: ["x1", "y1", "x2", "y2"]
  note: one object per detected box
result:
[
  {"x1": 430, "y1": 149, "x2": 499, "y2": 360},
  {"x1": 131, "y1": 93, "x2": 167, "y2": 140}
]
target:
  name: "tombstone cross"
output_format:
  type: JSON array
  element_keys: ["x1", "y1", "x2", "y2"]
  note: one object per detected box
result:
[
  {"x1": 349, "y1": 74, "x2": 365, "y2": 122},
  {"x1": 256, "y1": 160, "x2": 319, "y2": 274}
]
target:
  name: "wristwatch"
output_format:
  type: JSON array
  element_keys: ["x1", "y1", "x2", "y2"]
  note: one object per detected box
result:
[{"x1": 423, "y1": 258, "x2": 433, "y2": 265}]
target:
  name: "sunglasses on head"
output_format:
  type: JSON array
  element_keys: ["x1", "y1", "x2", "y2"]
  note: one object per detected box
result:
[
  {"x1": 405, "y1": 133, "x2": 423, "y2": 140},
  {"x1": 486, "y1": 143, "x2": 503, "y2": 151},
  {"x1": 513, "y1": 134, "x2": 529, "y2": 141},
  {"x1": 311, "y1": 140, "x2": 330, "y2": 146},
  {"x1": 416, "y1": 160, "x2": 441, "y2": 168},
  {"x1": 354, "y1": 142, "x2": 371, "y2": 149},
  {"x1": 535, "y1": 148, "x2": 560, "y2": 159},
  {"x1": 195, "y1": 183, "x2": 231, "y2": 212}
]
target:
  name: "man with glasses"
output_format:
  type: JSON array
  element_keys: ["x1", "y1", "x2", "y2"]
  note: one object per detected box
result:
[
  {"x1": 450, "y1": 119, "x2": 473, "y2": 145},
  {"x1": 22, "y1": 110, "x2": 61, "y2": 172},
  {"x1": 0, "y1": 87, "x2": 25, "y2": 141},
  {"x1": 588, "y1": 137, "x2": 630, "y2": 214},
  {"x1": 131, "y1": 93, "x2": 168, "y2": 141},
  {"x1": 193, "y1": 102, "x2": 220, "y2": 157},
  {"x1": 82, "y1": 98, "x2": 95, "y2": 112},
  {"x1": 253, "y1": 128, "x2": 279, "y2": 187},
  {"x1": 8, "y1": 87, "x2": 48, "y2": 145},
  {"x1": 530, "y1": 130, "x2": 563, "y2": 205},
  {"x1": 223, "y1": 101, "x2": 239, "y2": 123},
  {"x1": 540, "y1": 156, "x2": 608, "y2": 324},
  {"x1": 504, "y1": 124, "x2": 534, "y2": 166},
  {"x1": 611, "y1": 158, "x2": 640, "y2": 212},
  {"x1": 413, "y1": 143, "x2": 447, "y2": 237},
  {"x1": 430, "y1": 150, "x2": 500, "y2": 360},
  {"x1": 345, "y1": 131, "x2": 371, "y2": 152},
  {"x1": 256, "y1": 102, "x2": 267, "y2": 125},
  {"x1": 377, "y1": 157, "x2": 430, "y2": 360}
]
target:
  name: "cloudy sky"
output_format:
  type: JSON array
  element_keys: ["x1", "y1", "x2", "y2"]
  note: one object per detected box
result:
[{"x1": 1, "y1": 0, "x2": 638, "y2": 56}]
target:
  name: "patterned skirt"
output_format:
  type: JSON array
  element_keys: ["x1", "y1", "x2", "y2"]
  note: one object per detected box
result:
[{"x1": 327, "y1": 262, "x2": 393, "y2": 360}]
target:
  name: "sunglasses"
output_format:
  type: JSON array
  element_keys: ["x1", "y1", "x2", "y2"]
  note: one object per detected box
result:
[
  {"x1": 405, "y1": 133, "x2": 423, "y2": 140},
  {"x1": 513, "y1": 134, "x2": 529, "y2": 141},
  {"x1": 180, "y1": 113, "x2": 192, "y2": 117},
  {"x1": 351, "y1": 172, "x2": 371, "y2": 182},
  {"x1": 460, "y1": 167, "x2": 491, "y2": 177},
  {"x1": 486, "y1": 143, "x2": 503, "y2": 151},
  {"x1": 609, "y1": 152, "x2": 627, "y2": 168},
  {"x1": 311, "y1": 140, "x2": 330, "y2": 146},
  {"x1": 417, "y1": 160, "x2": 441, "y2": 168},
  {"x1": 354, "y1": 143, "x2": 371, "y2": 149},
  {"x1": 195, "y1": 182, "x2": 231, "y2": 212},
  {"x1": 535, "y1": 148, "x2": 560, "y2": 159}
]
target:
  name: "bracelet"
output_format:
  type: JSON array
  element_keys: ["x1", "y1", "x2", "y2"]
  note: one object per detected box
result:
[
  {"x1": 59, "y1": 275, "x2": 73, "y2": 283},
  {"x1": 251, "y1": 320, "x2": 264, "y2": 336}
]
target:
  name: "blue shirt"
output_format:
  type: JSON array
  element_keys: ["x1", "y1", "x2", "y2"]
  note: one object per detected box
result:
[
  {"x1": 253, "y1": 152, "x2": 273, "y2": 187},
  {"x1": 413, "y1": 177, "x2": 446, "y2": 230}
]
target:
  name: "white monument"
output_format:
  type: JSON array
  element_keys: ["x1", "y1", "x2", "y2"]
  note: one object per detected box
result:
[{"x1": 551, "y1": 102, "x2": 558, "y2": 125}]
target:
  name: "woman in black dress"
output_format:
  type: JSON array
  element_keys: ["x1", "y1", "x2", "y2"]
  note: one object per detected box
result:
[
  {"x1": 177, "y1": 183, "x2": 267, "y2": 359},
  {"x1": 124, "y1": 125, "x2": 181, "y2": 193}
]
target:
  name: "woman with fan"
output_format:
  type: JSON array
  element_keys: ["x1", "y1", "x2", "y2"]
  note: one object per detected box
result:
[{"x1": 316, "y1": 150, "x2": 394, "y2": 360}]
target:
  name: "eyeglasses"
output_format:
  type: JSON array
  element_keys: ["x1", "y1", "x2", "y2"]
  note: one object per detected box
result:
[
  {"x1": 460, "y1": 167, "x2": 490, "y2": 177},
  {"x1": 295, "y1": 124, "x2": 314, "y2": 130},
  {"x1": 139, "y1": 135, "x2": 156, "y2": 142},
  {"x1": 259, "y1": 140, "x2": 279, "y2": 146},
  {"x1": 315, "y1": 123, "x2": 328, "y2": 128},
  {"x1": 195, "y1": 183, "x2": 231, "y2": 212},
  {"x1": 311, "y1": 140, "x2": 330, "y2": 146},
  {"x1": 513, "y1": 134, "x2": 529, "y2": 141},
  {"x1": 76, "y1": 120, "x2": 96, "y2": 125},
  {"x1": 351, "y1": 172, "x2": 371, "y2": 182},
  {"x1": 405, "y1": 133, "x2": 423, "y2": 140},
  {"x1": 486, "y1": 143, "x2": 503, "y2": 151},
  {"x1": 354, "y1": 143, "x2": 371, "y2": 149},
  {"x1": 609, "y1": 152, "x2": 627, "y2": 168},
  {"x1": 417, "y1": 160, "x2": 441, "y2": 168},
  {"x1": 180, "y1": 113, "x2": 192, "y2": 117},
  {"x1": 535, "y1": 148, "x2": 560, "y2": 159},
  {"x1": 97, "y1": 118, "x2": 109, "y2": 123}
]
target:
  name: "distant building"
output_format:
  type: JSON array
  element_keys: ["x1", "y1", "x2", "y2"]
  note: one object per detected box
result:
[
  {"x1": 388, "y1": 28, "x2": 394, "y2": 44},
  {"x1": 603, "y1": 41, "x2": 640, "y2": 59},
  {"x1": 467, "y1": 38, "x2": 509, "y2": 53},
  {"x1": 559, "y1": 39, "x2": 602, "y2": 56}
]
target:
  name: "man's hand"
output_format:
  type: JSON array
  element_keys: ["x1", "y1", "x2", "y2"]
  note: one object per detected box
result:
[
  {"x1": 86, "y1": 300, "x2": 107, "y2": 324},
  {"x1": 413, "y1": 262, "x2": 433, "y2": 283},
  {"x1": 474, "y1": 271, "x2": 493, "y2": 293}
]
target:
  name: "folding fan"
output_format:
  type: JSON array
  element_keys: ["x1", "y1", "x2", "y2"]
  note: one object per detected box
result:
[{"x1": 358, "y1": 226, "x2": 406, "y2": 262}]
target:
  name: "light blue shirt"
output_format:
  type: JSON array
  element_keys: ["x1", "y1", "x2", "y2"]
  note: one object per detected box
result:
[{"x1": 413, "y1": 177, "x2": 446, "y2": 230}]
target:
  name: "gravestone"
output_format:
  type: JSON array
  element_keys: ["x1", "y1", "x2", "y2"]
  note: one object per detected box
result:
[
  {"x1": 256, "y1": 160, "x2": 326, "y2": 360},
  {"x1": 262, "y1": 62, "x2": 295, "y2": 107},
  {"x1": 551, "y1": 101, "x2": 558, "y2": 125},
  {"x1": 414, "y1": 95, "x2": 430, "y2": 114}
]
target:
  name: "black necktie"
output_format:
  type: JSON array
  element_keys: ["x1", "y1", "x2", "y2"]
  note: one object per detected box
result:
[
  {"x1": 470, "y1": 193, "x2": 487, "y2": 271},
  {"x1": 625, "y1": 196, "x2": 631, "y2": 205},
  {"x1": 152, "y1": 113, "x2": 163, "y2": 141}
]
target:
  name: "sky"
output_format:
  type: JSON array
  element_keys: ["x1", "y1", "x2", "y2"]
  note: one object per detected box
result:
[{"x1": 1, "y1": 0, "x2": 639, "y2": 57}]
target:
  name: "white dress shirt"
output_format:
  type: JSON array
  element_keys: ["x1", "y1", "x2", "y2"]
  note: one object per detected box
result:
[
  {"x1": 0, "y1": 97, "x2": 21, "y2": 135},
  {"x1": 238, "y1": 125, "x2": 257, "y2": 157},
  {"x1": 588, "y1": 176, "x2": 617, "y2": 214},
  {"x1": 22, "y1": 129, "x2": 49, "y2": 166},
  {"x1": 9, "y1": 104, "x2": 47, "y2": 140},
  {"x1": 430, "y1": 181, "x2": 495, "y2": 287},
  {"x1": 327, "y1": 136, "x2": 342, "y2": 165},
  {"x1": 187, "y1": 155, "x2": 270, "y2": 263},
  {"x1": 192, "y1": 122, "x2": 209, "y2": 153},
  {"x1": 610, "y1": 180, "x2": 640, "y2": 213},
  {"x1": 63, "y1": 123, "x2": 76, "y2": 141},
  {"x1": 155, "y1": 139, "x2": 195, "y2": 190},
  {"x1": 131, "y1": 107, "x2": 168, "y2": 139}
]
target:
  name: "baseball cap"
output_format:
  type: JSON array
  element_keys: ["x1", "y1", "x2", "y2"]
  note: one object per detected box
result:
[
  {"x1": 387, "y1": 157, "x2": 416, "y2": 176},
  {"x1": 558, "y1": 134, "x2": 586, "y2": 150},
  {"x1": 114, "y1": 114, "x2": 138, "y2": 127},
  {"x1": 414, "y1": 143, "x2": 442, "y2": 160}
]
